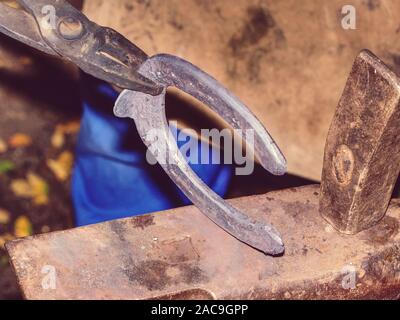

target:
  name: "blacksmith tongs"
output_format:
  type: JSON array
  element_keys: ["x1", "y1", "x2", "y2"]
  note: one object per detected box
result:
[{"x1": 0, "y1": 0, "x2": 287, "y2": 255}]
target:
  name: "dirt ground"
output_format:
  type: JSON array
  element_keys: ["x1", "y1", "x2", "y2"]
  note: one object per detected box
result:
[{"x1": 0, "y1": 35, "x2": 81, "y2": 299}]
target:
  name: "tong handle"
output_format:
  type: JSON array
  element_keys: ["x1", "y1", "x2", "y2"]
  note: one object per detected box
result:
[{"x1": 18, "y1": 0, "x2": 163, "y2": 95}]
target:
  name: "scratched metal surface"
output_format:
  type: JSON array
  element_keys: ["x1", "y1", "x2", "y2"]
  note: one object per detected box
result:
[{"x1": 6, "y1": 185, "x2": 400, "y2": 300}]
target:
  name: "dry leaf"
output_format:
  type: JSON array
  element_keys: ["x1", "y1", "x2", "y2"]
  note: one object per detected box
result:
[
  {"x1": 14, "y1": 216, "x2": 32, "y2": 238},
  {"x1": 19, "y1": 56, "x2": 33, "y2": 66},
  {"x1": 47, "y1": 151, "x2": 74, "y2": 182},
  {"x1": 9, "y1": 133, "x2": 32, "y2": 148},
  {"x1": 51, "y1": 129, "x2": 65, "y2": 149},
  {"x1": 0, "y1": 209, "x2": 10, "y2": 225},
  {"x1": 27, "y1": 173, "x2": 49, "y2": 205},
  {"x1": 0, "y1": 138, "x2": 7, "y2": 153},
  {"x1": 57, "y1": 120, "x2": 81, "y2": 135},
  {"x1": 50, "y1": 120, "x2": 80, "y2": 149},
  {"x1": 11, "y1": 172, "x2": 49, "y2": 205},
  {"x1": 0, "y1": 233, "x2": 14, "y2": 249},
  {"x1": 11, "y1": 179, "x2": 32, "y2": 198}
]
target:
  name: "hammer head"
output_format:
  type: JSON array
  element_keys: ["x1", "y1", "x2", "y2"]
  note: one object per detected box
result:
[{"x1": 320, "y1": 50, "x2": 400, "y2": 234}]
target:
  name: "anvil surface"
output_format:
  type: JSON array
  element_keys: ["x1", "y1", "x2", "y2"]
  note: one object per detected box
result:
[{"x1": 6, "y1": 185, "x2": 400, "y2": 300}]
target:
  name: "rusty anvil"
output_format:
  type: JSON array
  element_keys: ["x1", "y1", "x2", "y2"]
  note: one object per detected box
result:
[{"x1": 5, "y1": 50, "x2": 400, "y2": 300}]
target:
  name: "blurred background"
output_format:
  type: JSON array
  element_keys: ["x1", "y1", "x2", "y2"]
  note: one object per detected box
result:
[{"x1": 1, "y1": 0, "x2": 400, "y2": 299}]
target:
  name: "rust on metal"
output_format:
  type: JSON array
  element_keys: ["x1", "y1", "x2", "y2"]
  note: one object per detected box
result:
[
  {"x1": 320, "y1": 49, "x2": 400, "y2": 234},
  {"x1": 6, "y1": 185, "x2": 400, "y2": 300}
]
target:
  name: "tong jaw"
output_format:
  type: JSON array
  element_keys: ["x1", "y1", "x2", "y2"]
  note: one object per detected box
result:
[
  {"x1": 16, "y1": 0, "x2": 162, "y2": 95},
  {"x1": 115, "y1": 54, "x2": 287, "y2": 255}
]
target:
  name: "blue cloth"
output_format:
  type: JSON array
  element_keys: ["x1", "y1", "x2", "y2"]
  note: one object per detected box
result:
[{"x1": 72, "y1": 76, "x2": 233, "y2": 226}]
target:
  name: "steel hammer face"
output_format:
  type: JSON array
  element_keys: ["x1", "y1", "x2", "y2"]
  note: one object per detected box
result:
[{"x1": 320, "y1": 50, "x2": 400, "y2": 234}]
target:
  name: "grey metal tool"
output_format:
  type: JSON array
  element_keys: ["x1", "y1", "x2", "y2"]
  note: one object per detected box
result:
[
  {"x1": 115, "y1": 54, "x2": 287, "y2": 255},
  {"x1": 0, "y1": 0, "x2": 287, "y2": 255},
  {"x1": 0, "y1": 0, "x2": 162, "y2": 95}
]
